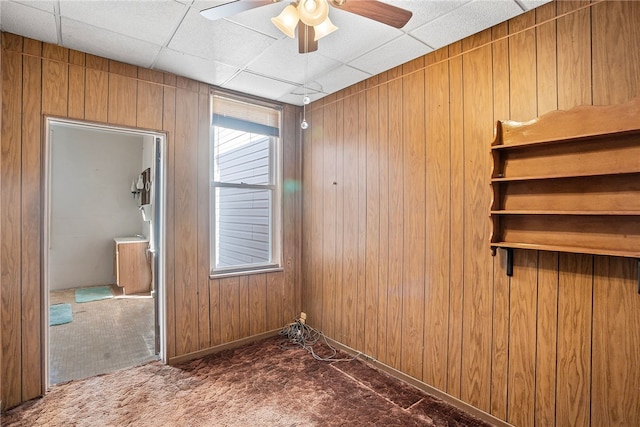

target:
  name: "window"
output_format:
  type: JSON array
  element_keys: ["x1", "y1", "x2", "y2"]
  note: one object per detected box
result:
[{"x1": 210, "y1": 93, "x2": 282, "y2": 275}]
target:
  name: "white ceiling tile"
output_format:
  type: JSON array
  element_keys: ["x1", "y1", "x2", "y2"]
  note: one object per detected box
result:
[
  {"x1": 153, "y1": 48, "x2": 239, "y2": 86},
  {"x1": 247, "y1": 40, "x2": 342, "y2": 85},
  {"x1": 311, "y1": 8, "x2": 402, "y2": 63},
  {"x1": 313, "y1": 65, "x2": 371, "y2": 96},
  {"x1": 517, "y1": 0, "x2": 553, "y2": 10},
  {"x1": 9, "y1": 0, "x2": 55, "y2": 14},
  {"x1": 0, "y1": 1, "x2": 58, "y2": 44},
  {"x1": 409, "y1": 0, "x2": 525, "y2": 50},
  {"x1": 61, "y1": 18, "x2": 161, "y2": 68},
  {"x1": 169, "y1": 7, "x2": 275, "y2": 68},
  {"x1": 349, "y1": 35, "x2": 433, "y2": 76},
  {"x1": 382, "y1": 0, "x2": 473, "y2": 32},
  {"x1": 59, "y1": 0, "x2": 188, "y2": 45},
  {"x1": 223, "y1": 71, "x2": 300, "y2": 101},
  {"x1": 224, "y1": 2, "x2": 289, "y2": 39}
]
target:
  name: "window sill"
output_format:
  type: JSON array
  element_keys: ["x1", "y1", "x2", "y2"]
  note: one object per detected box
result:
[{"x1": 210, "y1": 266, "x2": 283, "y2": 280}]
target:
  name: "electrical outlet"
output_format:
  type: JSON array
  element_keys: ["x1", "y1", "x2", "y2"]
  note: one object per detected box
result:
[{"x1": 299, "y1": 311, "x2": 307, "y2": 324}]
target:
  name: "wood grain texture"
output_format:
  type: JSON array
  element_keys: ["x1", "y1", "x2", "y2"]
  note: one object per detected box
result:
[
  {"x1": 220, "y1": 277, "x2": 240, "y2": 342},
  {"x1": 266, "y1": 272, "x2": 283, "y2": 330},
  {"x1": 556, "y1": 253, "x2": 592, "y2": 427},
  {"x1": 322, "y1": 100, "x2": 337, "y2": 339},
  {"x1": 248, "y1": 274, "x2": 267, "y2": 335},
  {"x1": 137, "y1": 81, "x2": 163, "y2": 130},
  {"x1": 42, "y1": 60, "x2": 67, "y2": 116},
  {"x1": 592, "y1": 257, "x2": 640, "y2": 426},
  {"x1": 376, "y1": 82, "x2": 389, "y2": 365},
  {"x1": 309, "y1": 107, "x2": 324, "y2": 329},
  {"x1": 333, "y1": 99, "x2": 344, "y2": 341},
  {"x1": 535, "y1": 251, "x2": 558, "y2": 427},
  {"x1": 536, "y1": 1, "x2": 557, "y2": 116},
  {"x1": 460, "y1": 31, "x2": 494, "y2": 412},
  {"x1": 197, "y1": 92, "x2": 210, "y2": 351},
  {"x1": 209, "y1": 278, "x2": 221, "y2": 346},
  {"x1": 356, "y1": 91, "x2": 366, "y2": 353},
  {"x1": 489, "y1": 22, "x2": 510, "y2": 419},
  {"x1": 364, "y1": 86, "x2": 379, "y2": 358},
  {"x1": 173, "y1": 88, "x2": 199, "y2": 355},
  {"x1": 446, "y1": 41, "x2": 464, "y2": 398},
  {"x1": 401, "y1": 66, "x2": 425, "y2": 381},
  {"x1": 68, "y1": 65, "x2": 85, "y2": 119},
  {"x1": 423, "y1": 52, "x2": 450, "y2": 391},
  {"x1": 108, "y1": 73, "x2": 137, "y2": 126},
  {"x1": 21, "y1": 52, "x2": 42, "y2": 401},
  {"x1": 1, "y1": 48, "x2": 23, "y2": 409},
  {"x1": 238, "y1": 275, "x2": 249, "y2": 338},
  {"x1": 85, "y1": 69, "x2": 108, "y2": 123}
]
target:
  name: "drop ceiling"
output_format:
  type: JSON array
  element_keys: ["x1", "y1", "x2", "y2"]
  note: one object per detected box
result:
[{"x1": 0, "y1": 0, "x2": 550, "y2": 105}]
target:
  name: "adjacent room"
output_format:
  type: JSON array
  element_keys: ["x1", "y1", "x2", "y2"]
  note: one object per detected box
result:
[{"x1": 1, "y1": 0, "x2": 639, "y2": 426}]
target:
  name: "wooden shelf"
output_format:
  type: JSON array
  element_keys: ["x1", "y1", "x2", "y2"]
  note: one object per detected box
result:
[
  {"x1": 490, "y1": 242, "x2": 640, "y2": 259},
  {"x1": 490, "y1": 98, "x2": 640, "y2": 282},
  {"x1": 491, "y1": 170, "x2": 640, "y2": 182},
  {"x1": 491, "y1": 210, "x2": 640, "y2": 216}
]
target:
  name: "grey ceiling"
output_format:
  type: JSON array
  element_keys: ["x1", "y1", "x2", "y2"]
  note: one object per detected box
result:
[{"x1": 0, "y1": 0, "x2": 550, "y2": 105}]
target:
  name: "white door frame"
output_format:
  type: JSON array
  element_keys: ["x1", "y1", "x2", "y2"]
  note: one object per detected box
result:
[{"x1": 43, "y1": 117, "x2": 168, "y2": 390}]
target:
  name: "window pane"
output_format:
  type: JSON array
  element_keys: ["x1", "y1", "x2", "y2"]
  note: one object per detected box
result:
[
  {"x1": 213, "y1": 127, "x2": 271, "y2": 186},
  {"x1": 214, "y1": 187, "x2": 271, "y2": 268}
]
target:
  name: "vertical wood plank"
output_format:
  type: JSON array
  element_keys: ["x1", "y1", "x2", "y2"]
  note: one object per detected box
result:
[
  {"x1": 322, "y1": 101, "x2": 337, "y2": 339},
  {"x1": 506, "y1": 12, "x2": 538, "y2": 427},
  {"x1": 364, "y1": 85, "x2": 379, "y2": 358},
  {"x1": 556, "y1": 1, "x2": 592, "y2": 110},
  {"x1": 356, "y1": 91, "x2": 366, "y2": 352},
  {"x1": 386, "y1": 69, "x2": 403, "y2": 371},
  {"x1": 592, "y1": 0, "x2": 640, "y2": 105},
  {"x1": 556, "y1": 253, "x2": 592, "y2": 427},
  {"x1": 248, "y1": 274, "x2": 267, "y2": 335},
  {"x1": 209, "y1": 278, "x2": 221, "y2": 346},
  {"x1": 490, "y1": 21, "x2": 510, "y2": 421},
  {"x1": 301, "y1": 103, "x2": 313, "y2": 324},
  {"x1": 536, "y1": 1, "x2": 557, "y2": 117},
  {"x1": 68, "y1": 65, "x2": 85, "y2": 119},
  {"x1": 447, "y1": 41, "x2": 464, "y2": 398},
  {"x1": 401, "y1": 60, "x2": 425, "y2": 380},
  {"x1": 591, "y1": 257, "x2": 640, "y2": 426},
  {"x1": 460, "y1": 31, "x2": 493, "y2": 412},
  {"x1": 536, "y1": 252, "x2": 558, "y2": 427},
  {"x1": 85, "y1": 69, "x2": 108, "y2": 123},
  {"x1": 341, "y1": 94, "x2": 358, "y2": 348},
  {"x1": 266, "y1": 272, "x2": 283, "y2": 330},
  {"x1": 108, "y1": 74, "x2": 137, "y2": 127},
  {"x1": 309, "y1": 107, "x2": 323, "y2": 328},
  {"x1": 162, "y1": 84, "x2": 176, "y2": 358},
  {"x1": 42, "y1": 59, "x2": 68, "y2": 116},
  {"x1": 238, "y1": 275, "x2": 250, "y2": 337},
  {"x1": 21, "y1": 51, "x2": 42, "y2": 402},
  {"x1": 137, "y1": 81, "x2": 164, "y2": 130},
  {"x1": 423, "y1": 49, "x2": 450, "y2": 391},
  {"x1": 197, "y1": 92, "x2": 210, "y2": 350},
  {"x1": 376, "y1": 81, "x2": 389, "y2": 365},
  {"x1": 220, "y1": 277, "x2": 240, "y2": 342},
  {"x1": 173, "y1": 88, "x2": 199, "y2": 355},
  {"x1": 1, "y1": 48, "x2": 23, "y2": 410},
  {"x1": 333, "y1": 99, "x2": 344, "y2": 340}
]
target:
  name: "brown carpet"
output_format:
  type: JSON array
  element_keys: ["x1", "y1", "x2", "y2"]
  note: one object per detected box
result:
[{"x1": 2, "y1": 336, "x2": 493, "y2": 426}]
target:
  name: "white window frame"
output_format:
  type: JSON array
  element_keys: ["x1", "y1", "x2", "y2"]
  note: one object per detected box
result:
[{"x1": 209, "y1": 93, "x2": 283, "y2": 277}]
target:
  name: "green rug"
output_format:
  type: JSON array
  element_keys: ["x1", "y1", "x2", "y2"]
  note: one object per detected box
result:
[
  {"x1": 75, "y1": 286, "x2": 114, "y2": 303},
  {"x1": 50, "y1": 303, "x2": 73, "y2": 326}
]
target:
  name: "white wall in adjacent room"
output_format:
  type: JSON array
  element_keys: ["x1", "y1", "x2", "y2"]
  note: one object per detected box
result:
[{"x1": 49, "y1": 125, "x2": 144, "y2": 290}]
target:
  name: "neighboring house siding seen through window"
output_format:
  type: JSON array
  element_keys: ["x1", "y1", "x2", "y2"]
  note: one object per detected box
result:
[{"x1": 210, "y1": 93, "x2": 282, "y2": 275}]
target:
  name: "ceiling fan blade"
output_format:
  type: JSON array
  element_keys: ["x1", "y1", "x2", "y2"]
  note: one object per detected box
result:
[
  {"x1": 298, "y1": 24, "x2": 319, "y2": 54},
  {"x1": 200, "y1": 0, "x2": 280, "y2": 21},
  {"x1": 330, "y1": 0, "x2": 412, "y2": 29}
]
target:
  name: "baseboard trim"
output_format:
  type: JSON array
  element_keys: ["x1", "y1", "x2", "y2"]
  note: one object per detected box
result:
[
  {"x1": 326, "y1": 337, "x2": 513, "y2": 427},
  {"x1": 168, "y1": 329, "x2": 281, "y2": 365}
]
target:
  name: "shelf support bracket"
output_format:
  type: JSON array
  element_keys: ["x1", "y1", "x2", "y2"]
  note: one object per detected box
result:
[
  {"x1": 505, "y1": 248, "x2": 514, "y2": 277},
  {"x1": 637, "y1": 259, "x2": 640, "y2": 295}
]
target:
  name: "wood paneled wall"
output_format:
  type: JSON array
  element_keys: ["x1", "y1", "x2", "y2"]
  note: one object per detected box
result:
[
  {"x1": 0, "y1": 33, "x2": 301, "y2": 409},
  {"x1": 302, "y1": 1, "x2": 640, "y2": 426}
]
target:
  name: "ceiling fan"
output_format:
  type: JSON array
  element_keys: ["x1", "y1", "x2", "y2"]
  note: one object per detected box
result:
[{"x1": 200, "y1": 0, "x2": 413, "y2": 54}]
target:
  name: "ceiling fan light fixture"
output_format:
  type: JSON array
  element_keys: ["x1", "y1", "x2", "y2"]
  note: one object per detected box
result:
[
  {"x1": 297, "y1": 0, "x2": 329, "y2": 27},
  {"x1": 313, "y1": 16, "x2": 338, "y2": 41},
  {"x1": 271, "y1": 4, "x2": 299, "y2": 38}
]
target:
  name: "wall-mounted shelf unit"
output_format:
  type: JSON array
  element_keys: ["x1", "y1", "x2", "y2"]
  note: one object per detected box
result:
[{"x1": 490, "y1": 98, "x2": 640, "y2": 285}]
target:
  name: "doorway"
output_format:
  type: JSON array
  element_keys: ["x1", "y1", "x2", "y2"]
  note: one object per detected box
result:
[{"x1": 43, "y1": 118, "x2": 166, "y2": 387}]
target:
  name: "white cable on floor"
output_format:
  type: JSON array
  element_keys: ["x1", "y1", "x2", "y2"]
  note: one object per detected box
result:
[{"x1": 279, "y1": 319, "x2": 362, "y2": 362}]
